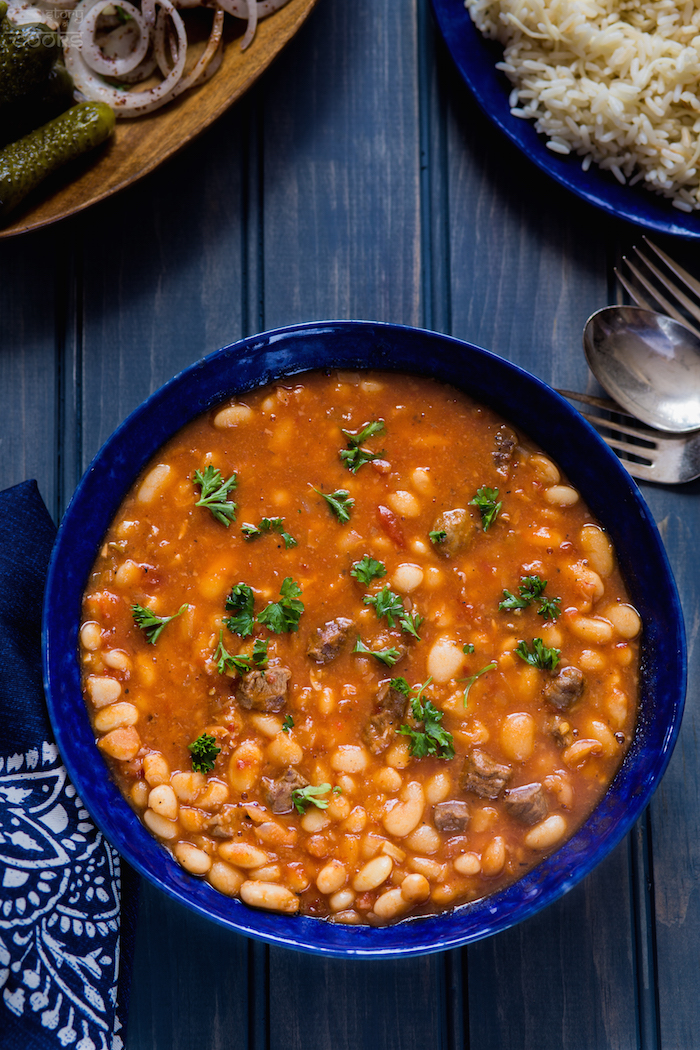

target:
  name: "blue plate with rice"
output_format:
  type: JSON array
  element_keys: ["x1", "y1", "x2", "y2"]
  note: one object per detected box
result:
[{"x1": 430, "y1": 0, "x2": 700, "y2": 239}]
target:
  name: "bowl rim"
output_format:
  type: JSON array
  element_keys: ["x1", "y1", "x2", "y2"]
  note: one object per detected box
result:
[{"x1": 42, "y1": 319, "x2": 687, "y2": 958}]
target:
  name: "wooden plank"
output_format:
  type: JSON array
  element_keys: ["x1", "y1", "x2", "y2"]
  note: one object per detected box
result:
[{"x1": 439, "y1": 42, "x2": 642, "y2": 1049}]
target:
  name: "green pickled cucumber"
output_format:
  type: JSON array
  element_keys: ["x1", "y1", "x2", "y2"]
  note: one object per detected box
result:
[
  {"x1": 0, "y1": 102, "x2": 116, "y2": 219},
  {"x1": 0, "y1": 19, "x2": 61, "y2": 107}
]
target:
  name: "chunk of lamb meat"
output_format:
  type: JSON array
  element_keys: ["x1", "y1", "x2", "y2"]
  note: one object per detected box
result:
[
  {"x1": 237, "y1": 665, "x2": 291, "y2": 712},
  {"x1": 307, "y1": 617, "x2": 353, "y2": 664},
  {"x1": 504, "y1": 782, "x2": 548, "y2": 826},
  {"x1": 433, "y1": 800, "x2": 471, "y2": 834},
  {"x1": 431, "y1": 508, "x2": 476, "y2": 559},
  {"x1": 543, "y1": 666, "x2": 585, "y2": 711},
  {"x1": 362, "y1": 680, "x2": 409, "y2": 755},
  {"x1": 493, "y1": 425, "x2": 517, "y2": 469},
  {"x1": 266, "y1": 767, "x2": 309, "y2": 814},
  {"x1": 459, "y1": 749, "x2": 512, "y2": 799}
]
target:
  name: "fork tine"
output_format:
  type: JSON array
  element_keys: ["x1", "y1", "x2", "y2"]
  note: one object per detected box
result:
[
  {"x1": 619, "y1": 256, "x2": 697, "y2": 332},
  {"x1": 557, "y1": 388, "x2": 633, "y2": 417},
  {"x1": 614, "y1": 268, "x2": 661, "y2": 315},
  {"x1": 576, "y1": 411, "x2": 657, "y2": 444},
  {"x1": 643, "y1": 237, "x2": 700, "y2": 304},
  {"x1": 633, "y1": 246, "x2": 700, "y2": 329}
]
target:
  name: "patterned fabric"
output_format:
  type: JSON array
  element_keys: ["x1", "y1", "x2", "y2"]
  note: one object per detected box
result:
[{"x1": 0, "y1": 481, "x2": 138, "y2": 1050}]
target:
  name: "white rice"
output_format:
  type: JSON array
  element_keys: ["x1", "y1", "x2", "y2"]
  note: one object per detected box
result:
[{"x1": 464, "y1": 0, "x2": 700, "y2": 211}]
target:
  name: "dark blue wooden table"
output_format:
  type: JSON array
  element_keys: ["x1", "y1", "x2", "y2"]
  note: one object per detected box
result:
[{"x1": 2, "y1": 1, "x2": 699, "y2": 1046}]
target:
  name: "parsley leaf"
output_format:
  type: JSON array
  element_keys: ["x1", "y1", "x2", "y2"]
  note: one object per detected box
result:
[
  {"x1": 132, "y1": 602, "x2": 188, "y2": 644},
  {"x1": 389, "y1": 676, "x2": 411, "y2": 696},
  {"x1": 257, "y1": 577, "x2": 304, "y2": 634},
  {"x1": 282, "y1": 714, "x2": 294, "y2": 734},
  {"x1": 429, "y1": 529, "x2": 447, "y2": 545},
  {"x1": 537, "y1": 596, "x2": 562, "y2": 621},
  {"x1": 214, "y1": 630, "x2": 253, "y2": 675},
  {"x1": 363, "y1": 585, "x2": 404, "y2": 627},
  {"x1": 252, "y1": 638, "x2": 269, "y2": 668},
  {"x1": 516, "y1": 638, "x2": 561, "y2": 671},
  {"x1": 397, "y1": 678, "x2": 454, "y2": 760},
  {"x1": 350, "y1": 555, "x2": 387, "y2": 585},
  {"x1": 469, "y1": 486, "x2": 502, "y2": 531},
  {"x1": 291, "y1": 783, "x2": 333, "y2": 814},
  {"x1": 461, "y1": 662, "x2": 497, "y2": 707},
  {"x1": 242, "y1": 517, "x2": 297, "y2": 549},
  {"x1": 339, "y1": 420, "x2": 386, "y2": 473},
  {"x1": 224, "y1": 583, "x2": 256, "y2": 637},
  {"x1": 463, "y1": 643, "x2": 475, "y2": 654},
  {"x1": 188, "y1": 732, "x2": 221, "y2": 773},
  {"x1": 353, "y1": 638, "x2": 402, "y2": 666},
  {"x1": 499, "y1": 575, "x2": 561, "y2": 621},
  {"x1": 519, "y1": 575, "x2": 547, "y2": 602},
  {"x1": 193, "y1": 465, "x2": 238, "y2": 525},
  {"x1": 315, "y1": 488, "x2": 354, "y2": 524},
  {"x1": 499, "y1": 589, "x2": 530, "y2": 612}
]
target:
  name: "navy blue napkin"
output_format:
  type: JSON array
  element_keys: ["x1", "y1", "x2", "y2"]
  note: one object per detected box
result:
[{"x1": 0, "y1": 481, "x2": 138, "y2": 1050}]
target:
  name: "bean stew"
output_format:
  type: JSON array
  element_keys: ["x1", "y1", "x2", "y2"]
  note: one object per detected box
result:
[{"x1": 79, "y1": 370, "x2": 640, "y2": 925}]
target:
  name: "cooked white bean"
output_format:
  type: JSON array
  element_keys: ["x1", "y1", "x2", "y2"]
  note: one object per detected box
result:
[
  {"x1": 86, "y1": 675, "x2": 121, "y2": 709},
  {"x1": 481, "y1": 836, "x2": 506, "y2": 877},
  {"x1": 427, "y1": 637, "x2": 465, "y2": 683},
  {"x1": 208, "y1": 861, "x2": 244, "y2": 897},
  {"x1": 544, "y1": 485, "x2": 579, "y2": 507},
  {"x1": 562, "y1": 738, "x2": 603, "y2": 767},
  {"x1": 530, "y1": 454, "x2": 560, "y2": 484},
  {"x1": 589, "y1": 719, "x2": 619, "y2": 757},
  {"x1": 453, "y1": 852, "x2": 481, "y2": 876},
  {"x1": 580, "y1": 524, "x2": 614, "y2": 577},
  {"x1": 316, "y1": 860, "x2": 347, "y2": 895},
  {"x1": 143, "y1": 751, "x2": 170, "y2": 786},
  {"x1": 136, "y1": 463, "x2": 172, "y2": 504},
  {"x1": 195, "y1": 780, "x2": 229, "y2": 810},
  {"x1": 213, "y1": 403, "x2": 254, "y2": 428},
  {"x1": 352, "y1": 854, "x2": 393, "y2": 892},
  {"x1": 218, "y1": 842, "x2": 269, "y2": 868},
  {"x1": 382, "y1": 781, "x2": 425, "y2": 838},
  {"x1": 329, "y1": 889, "x2": 356, "y2": 912},
  {"x1": 148, "y1": 784, "x2": 178, "y2": 821},
  {"x1": 604, "y1": 603, "x2": 642, "y2": 639},
  {"x1": 525, "y1": 815, "x2": 567, "y2": 850},
  {"x1": 373, "y1": 887, "x2": 409, "y2": 920},
  {"x1": 411, "y1": 468, "x2": 434, "y2": 495},
  {"x1": 267, "y1": 734, "x2": 304, "y2": 766},
  {"x1": 300, "y1": 808, "x2": 331, "y2": 833},
  {"x1": 94, "y1": 702, "x2": 138, "y2": 733},
  {"x1": 97, "y1": 726, "x2": 140, "y2": 761},
  {"x1": 400, "y1": 873, "x2": 431, "y2": 903},
  {"x1": 80, "y1": 622, "x2": 102, "y2": 651},
  {"x1": 424, "y1": 772, "x2": 451, "y2": 804},
  {"x1": 331, "y1": 745, "x2": 370, "y2": 773},
  {"x1": 103, "y1": 649, "x2": 132, "y2": 672},
  {"x1": 240, "y1": 881, "x2": 299, "y2": 913},
  {"x1": 500, "y1": 712, "x2": 536, "y2": 762},
  {"x1": 405, "y1": 825, "x2": 440, "y2": 854},
  {"x1": 174, "y1": 842, "x2": 212, "y2": 875},
  {"x1": 171, "y1": 771, "x2": 206, "y2": 802},
  {"x1": 386, "y1": 490, "x2": 421, "y2": 518},
  {"x1": 374, "y1": 767, "x2": 402, "y2": 793},
  {"x1": 143, "y1": 808, "x2": 179, "y2": 839},
  {"x1": 130, "y1": 780, "x2": 148, "y2": 809},
  {"x1": 228, "y1": 740, "x2": 263, "y2": 792},
  {"x1": 114, "y1": 559, "x2": 142, "y2": 588},
  {"x1": 251, "y1": 865, "x2": 282, "y2": 883},
  {"x1": 568, "y1": 614, "x2": 613, "y2": 645},
  {"x1": 392, "y1": 563, "x2": 424, "y2": 594}
]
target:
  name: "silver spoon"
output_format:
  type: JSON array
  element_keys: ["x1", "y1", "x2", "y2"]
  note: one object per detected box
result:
[{"x1": 583, "y1": 305, "x2": 700, "y2": 434}]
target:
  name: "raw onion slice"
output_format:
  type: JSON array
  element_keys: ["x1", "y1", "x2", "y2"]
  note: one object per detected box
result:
[
  {"x1": 80, "y1": 0, "x2": 150, "y2": 77},
  {"x1": 171, "y1": 7, "x2": 224, "y2": 96},
  {"x1": 240, "y1": 0, "x2": 257, "y2": 50}
]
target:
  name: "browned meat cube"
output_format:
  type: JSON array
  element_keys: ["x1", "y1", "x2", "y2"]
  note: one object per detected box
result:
[
  {"x1": 543, "y1": 666, "x2": 585, "y2": 711},
  {"x1": 433, "y1": 800, "x2": 471, "y2": 833},
  {"x1": 504, "y1": 782, "x2": 548, "y2": 825},
  {"x1": 307, "y1": 617, "x2": 354, "y2": 664},
  {"x1": 207, "y1": 804, "x2": 239, "y2": 839},
  {"x1": 493, "y1": 425, "x2": 518, "y2": 468},
  {"x1": 237, "y1": 665, "x2": 291, "y2": 712},
  {"x1": 362, "y1": 680, "x2": 409, "y2": 754},
  {"x1": 459, "y1": 749, "x2": 512, "y2": 799},
  {"x1": 431, "y1": 508, "x2": 477, "y2": 559},
  {"x1": 266, "y1": 767, "x2": 309, "y2": 814}
]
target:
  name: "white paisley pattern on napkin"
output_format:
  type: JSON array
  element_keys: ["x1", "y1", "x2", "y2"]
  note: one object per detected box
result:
[{"x1": 0, "y1": 742, "x2": 123, "y2": 1049}]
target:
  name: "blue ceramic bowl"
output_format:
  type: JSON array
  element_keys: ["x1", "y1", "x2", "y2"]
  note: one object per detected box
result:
[
  {"x1": 430, "y1": 0, "x2": 700, "y2": 238},
  {"x1": 43, "y1": 321, "x2": 686, "y2": 957}
]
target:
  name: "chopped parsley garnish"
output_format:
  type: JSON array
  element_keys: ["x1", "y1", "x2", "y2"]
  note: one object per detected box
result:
[
  {"x1": 463, "y1": 643, "x2": 475, "y2": 654},
  {"x1": 398, "y1": 678, "x2": 454, "y2": 760},
  {"x1": 193, "y1": 465, "x2": 238, "y2": 526},
  {"x1": 429, "y1": 529, "x2": 447, "y2": 545},
  {"x1": 282, "y1": 714, "x2": 294, "y2": 734},
  {"x1": 516, "y1": 638, "x2": 561, "y2": 671},
  {"x1": 252, "y1": 638, "x2": 269, "y2": 668},
  {"x1": 469, "y1": 486, "x2": 502, "y2": 531},
  {"x1": 315, "y1": 488, "x2": 355, "y2": 524},
  {"x1": 389, "y1": 676, "x2": 411, "y2": 696},
  {"x1": 339, "y1": 420, "x2": 386, "y2": 473},
  {"x1": 257, "y1": 577, "x2": 304, "y2": 634},
  {"x1": 214, "y1": 630, "x2": 253, "y2": 675},
  {"x1": 353, "y1": 638, "x2": 402, "y2": 667},
  {"x1": 131, "y1": 602, "x2": 188, "y2": 644},
  {"x1": 363, "y1": 585, "x2": 423, "y2": 638},
  {"x1": 461, "y1": 662, "x2": 497, "y2": 707},
  {"x1": 224, "y1": 583, "x2": 256, "y2": 637},
  {"x1": 499, "y1": 575, "x2": 561, "y2": 620},
  {"x1": 291, "y1": 783, "x2": 334, "y2": 814},
  {"x1": 350, "y1": 554, "x2": 387, "y2": 585},
  {"x1": 188, "y1": 732, "x2": 221, "y2": 773},
  {"x1": 241, "y1": 517, "x2": 297, "y2": 549}
]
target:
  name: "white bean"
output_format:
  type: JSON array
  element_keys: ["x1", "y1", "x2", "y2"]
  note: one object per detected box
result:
[
  {"x1": 544, "y1": 485, "x2": 579, "y2": 507},
  {"x1": 316, "y1": 861, "x2": 347, "y2": 895},
  {"x1": 386, "y1": 491, "x2": 421, "y2": 518},
  {"x1": 392, "y1": 563, "x2": 424, "y2": 594},
  {"x1": 86, "y1": 675, "x2": 121, "y2": 709},
  {"x1": 604, "y1": 603, "x2": 642, "y2": 639},
  {"x1": 382, "y1": 781, "x2": 425, "y2": 837},
  {"x1": 500, "y1": 712, "x2": 536, "y2": 761},
  {"x1": 218, "y1": 842, "x2": 269, "y2": 868},
  {"x1": 331, "y1": 745, "x2": 369, "y2": 773},
  {"x1": 136, "y1": 463, "x2": 172, "y2": 504},
  {"x1": 208, "y1": 861, "x2": 244, "y2": 897},
  {"x1": 213, "y1": 404, "x2": 253, "y2": 428},
  {"x1": 174, "y1": 842, "x2": 212, "y2": 875},
  {"x1": 240, "y1": 881, "x2": 299, "y2": 913},
  {"x1": 373, "y1": 887, "x2": 409, "y2": 920},
  {"x1": 580, "y1": 524, "x2": 614, "y2": 577},
  {"x1": 80, "y1": 622, "x2": 102, "y2": 651},
  {"x1": 524, "y1": 815, "x2": 567, "y2": 850},
  {"x1": 94, "y1": 702, "x2": 138, "y2": 733},
  {"x1": 427, "y1": 637, "x2": 465, "y2": 683},
  {"x1": 148, "y1": 784, "x2": 178, "y2": 820},
  {"x1": 97, "y1": 727, "x2": 140, "y2": 761},
  {"x1": 352, "y1": 854, "x2": 393, "y2": 892},
  {"x1": 143, "y1": 808, "x2": 178, "y2": 839}
]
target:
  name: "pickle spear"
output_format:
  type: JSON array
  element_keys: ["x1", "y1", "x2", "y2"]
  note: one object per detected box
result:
[{"x1": 0, "y1": 101, "x2": 115, "y2": 219}]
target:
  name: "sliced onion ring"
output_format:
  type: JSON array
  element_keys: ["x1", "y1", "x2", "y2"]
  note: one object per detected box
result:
[{"x1": 80, "y1": 0, "x2": 150, "y2": 77}]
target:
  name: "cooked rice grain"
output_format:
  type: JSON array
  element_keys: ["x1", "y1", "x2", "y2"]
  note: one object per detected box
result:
[{"x1": 464, "y1": 0, "x2": 700, "y2": 211}]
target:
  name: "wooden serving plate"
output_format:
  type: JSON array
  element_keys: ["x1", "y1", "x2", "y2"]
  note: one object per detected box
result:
[{"x1": 0, "y1": 0, "x2": 318, "y2": 238}]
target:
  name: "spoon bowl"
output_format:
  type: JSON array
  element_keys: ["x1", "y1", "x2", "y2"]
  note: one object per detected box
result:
[{"x1": 583, "y1": 306, "x2": 700, "y2": 434}]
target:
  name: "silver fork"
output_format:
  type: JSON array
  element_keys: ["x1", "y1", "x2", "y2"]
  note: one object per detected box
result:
[
  {"x1": 615, "y1": 237, "x2": 700, "y2": 340},
  {"x1": 558, "y1": 389, "x2": 700, "y2": 484}
]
